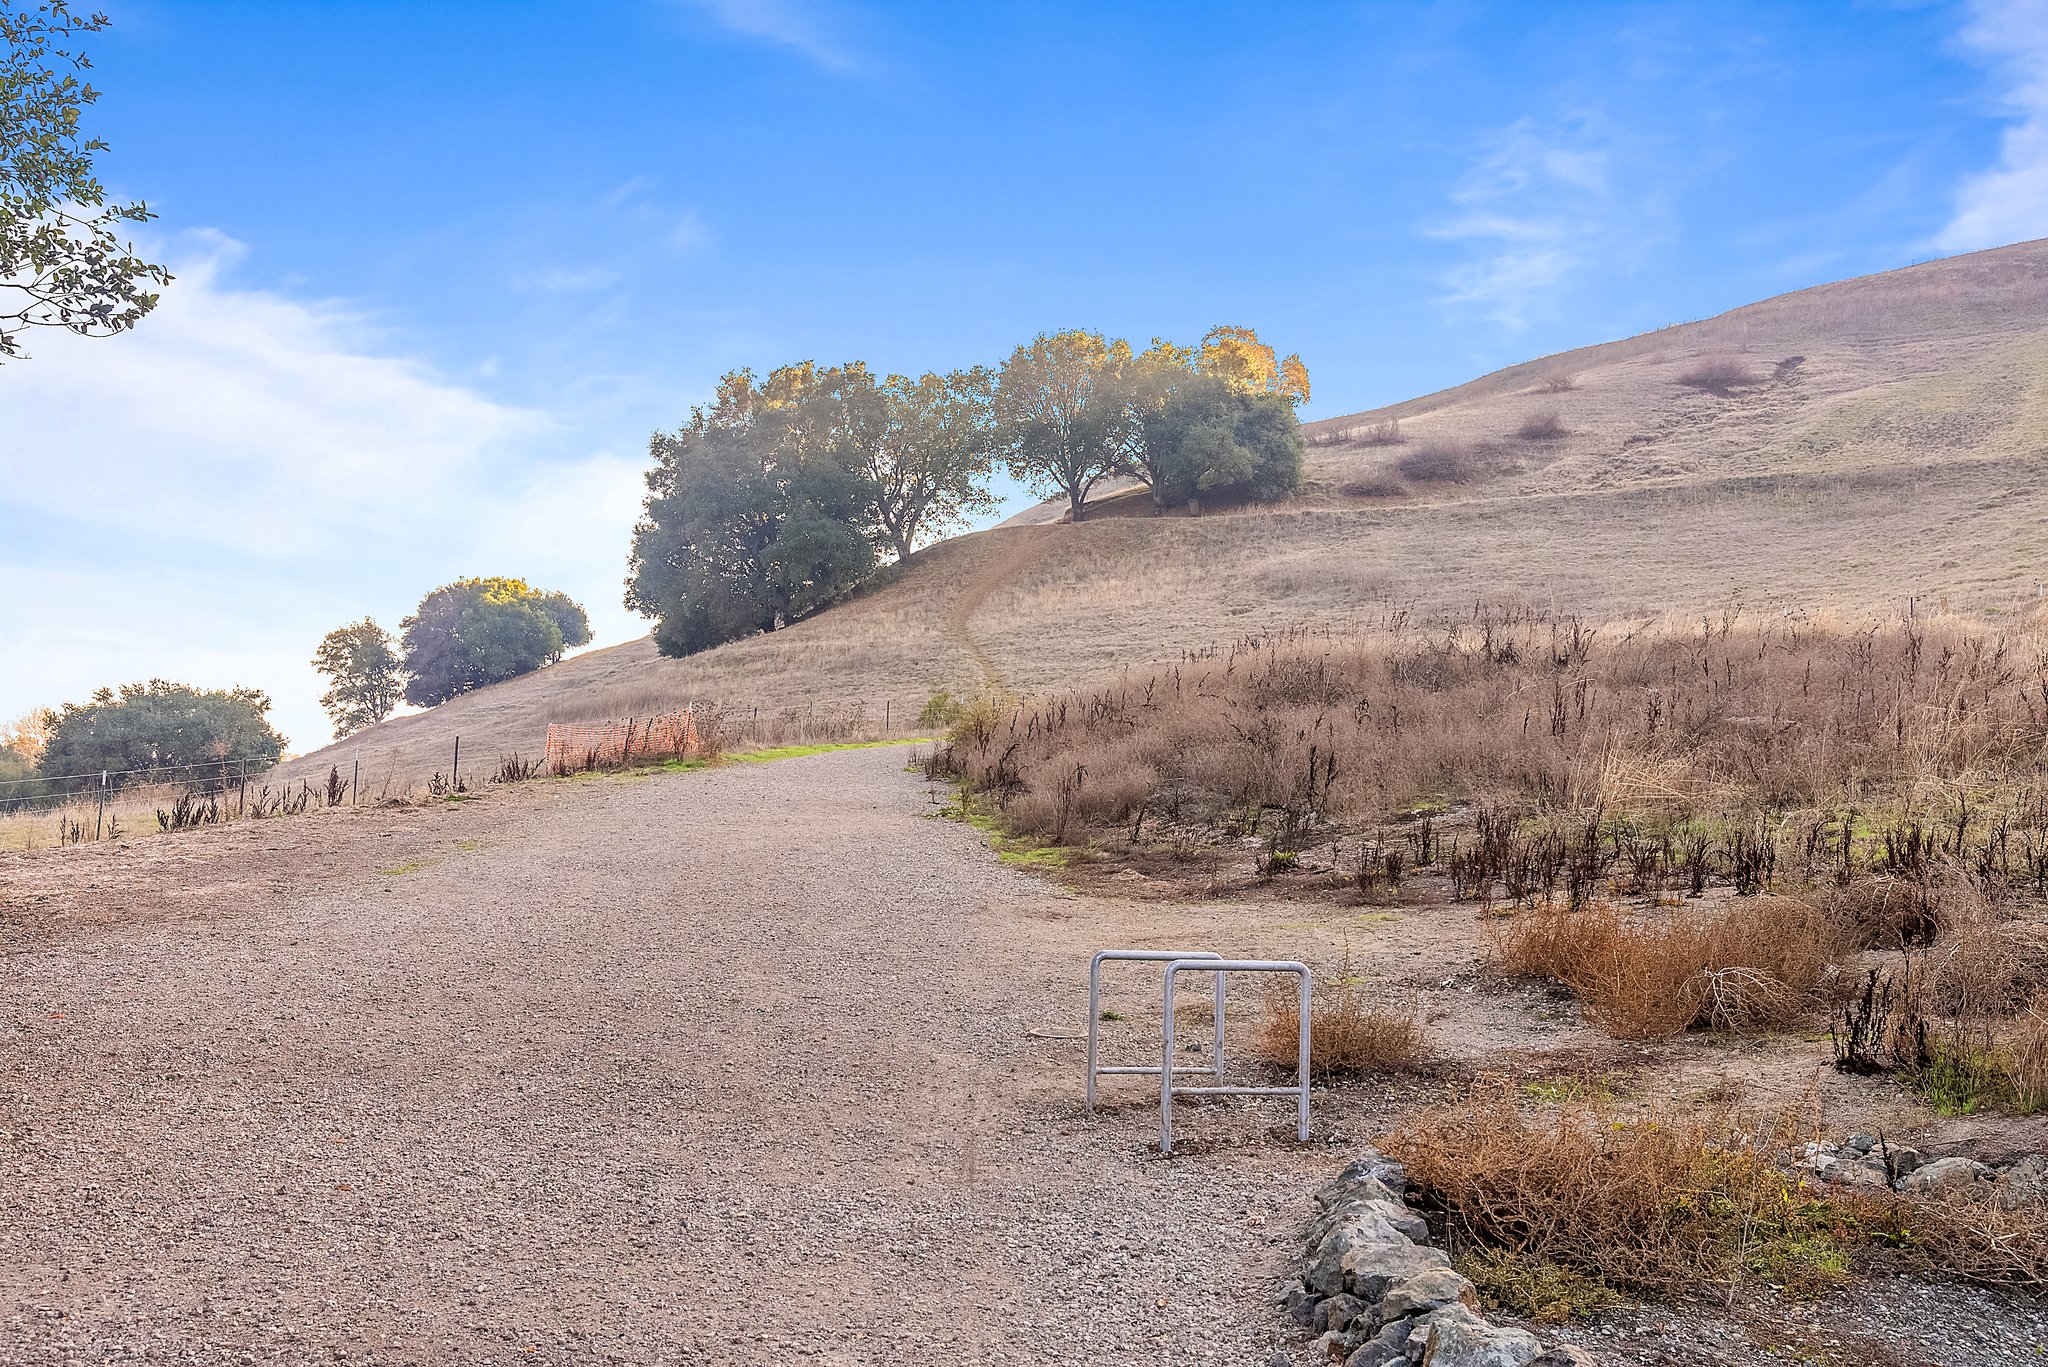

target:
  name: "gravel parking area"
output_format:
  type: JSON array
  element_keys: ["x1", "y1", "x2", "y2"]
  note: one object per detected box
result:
[{"x1": 0, "y1": 750, "x2": 1330, "y2": 1365}]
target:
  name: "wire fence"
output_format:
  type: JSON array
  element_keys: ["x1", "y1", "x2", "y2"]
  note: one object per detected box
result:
[{"x1": 0, "y1": 756, "x2": 275, "y2": 815}]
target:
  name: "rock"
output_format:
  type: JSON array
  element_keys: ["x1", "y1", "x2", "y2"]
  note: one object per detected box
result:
[
  {"x1": 1285, "y1": 1283, "x2": 1323, "y2": 1326},
  {"x1": 1304, "y1": 1208, "x2": 1429, "y2": 1295},
  {"x1": 1379, "y1": 1267, "x2": 1479, "y2": 1321},
  {"x1": 1884, "y1": 1145, "x2": 1924, "y2": 1175},
  {"x1": 1338, "y1": 1239, "x2": 1452, "y2": 1304},
  {"x1": 1308, "y1": 1196, "x2": 1430, "y2": 1251},
  {"x1": 1342, "y1": 1316, "x2": 1416, "y2": 1367},
  {"x1": 1995, "y1": 1154, "x2": 2048, "y2": 1211},
  {"x1": 1319, "y1": 1147, "x2": 1410, "y2": 1205},
  {"x1": 1844, "y1": 1132, "x2": 1876, "y2": 1155},
  {"x1": 1900, "y1": 1155, "x2": 1994, "y2": 1193},
  {"x1": 1315, "y1": 1327, "x2": 1364, "y2": 1361},
  {"x1": 1419, "y1": 1305, "x2": 1542, "y2": 1367},
  {"x1": 1529, "y1": 1349, "x2": 1598, "y2": 1367},
  {"x1": 1314, "y1": 1293, "x2": 1369, "y2": 1333},
  {"x1": 1820, "y1": 1158, "x2": 1892, "y2": 1190},
  {"x1": 1796, "y1": 1141, "x2": 1839, "y2": 1173}
]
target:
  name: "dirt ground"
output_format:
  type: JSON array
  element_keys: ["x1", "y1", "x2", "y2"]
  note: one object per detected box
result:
[{"x1": 3, "y1": 749, "x2": 2046, "y2": 1365}]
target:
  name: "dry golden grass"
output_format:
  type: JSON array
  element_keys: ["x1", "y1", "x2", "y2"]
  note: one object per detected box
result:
[
  {"x1": 1389, "y1": 1082, "x2": 2048, "y2": 1300},
  {"x1": 1252, "y1": 978, "x2": 1429, "y2": 1077},
  {"x1": 285, "y1": 240, "x2": 2048, "y2": 790},
  {"x1": 1387, "y1": 1084, "x2": 1847, "y2": 1300},
  {"x1": 1493, "y1": 900, "x2": 1846, "y2": 1039}
]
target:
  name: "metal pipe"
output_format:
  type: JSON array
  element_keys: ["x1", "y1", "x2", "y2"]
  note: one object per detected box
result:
[
  {"x1": 1086, "y1": 949, "x2": 1223, "y2": 1111},
  {"x1": 1159, "y1": 959, "x2": 1311, "y2": 1155}
]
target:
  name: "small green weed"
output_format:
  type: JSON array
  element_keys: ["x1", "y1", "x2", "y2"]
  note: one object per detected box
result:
[
  {"x1": 1524, "y1": 1077, "x2": 1617, "y2": 1105},
  {"x1": 1099, "y1": 1010, "x2": 1128, "y2": 1023},
  {"x1": 1457, "y1": 1249, "x2": 1622, "y2": 1323},
  {"x1": 378, "y1": 859, "x2": 434, "y2": 877}
]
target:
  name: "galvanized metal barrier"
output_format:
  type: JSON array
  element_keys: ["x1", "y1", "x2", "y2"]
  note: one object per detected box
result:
[
  {"x1": 1159, "y1": 958, "x2": 1311, "y2": 1155},
  {"x1": 1086, "y1": 949, "x2": 1225, "y2": 1111}
]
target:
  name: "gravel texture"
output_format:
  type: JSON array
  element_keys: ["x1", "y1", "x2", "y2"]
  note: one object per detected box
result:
[
  {"x1": 1, "y1": 750, "x2": 1335, "y2": 1365},
  {"x1": 8, "y1": 748, "x2": 2048, "y2": 1366}
]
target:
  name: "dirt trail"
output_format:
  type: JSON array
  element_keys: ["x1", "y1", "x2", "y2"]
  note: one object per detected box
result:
[
  {"x1": 0, "y1": 750, "x2": 1328, "y2": 1366},
  {"x1": 946, "y1": 526, "x2": 1058, "y2": 691}
]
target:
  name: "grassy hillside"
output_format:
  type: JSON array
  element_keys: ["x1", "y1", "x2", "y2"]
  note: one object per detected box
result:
[{"x1": 294, "y1": 239, "x2": 2048, "y2": 787}]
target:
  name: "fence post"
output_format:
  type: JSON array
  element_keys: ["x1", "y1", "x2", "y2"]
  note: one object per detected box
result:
[
  {"x1": 452, "y1": 736, "x2": 461, "y2": 791},
  {"x1": 884, "y1": 698, "x2": 890, "y2": 733},
  {"x1": 95, "y1": 770, "x2": 106, "y2": 840},
  {"x1": 352, "y1": 751, "x2": 360, "y2": 808}
]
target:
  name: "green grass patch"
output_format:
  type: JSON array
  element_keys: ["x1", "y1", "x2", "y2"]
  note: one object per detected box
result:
[
  {"x1": 1523, "y1": 1076, "x2": 1618, "y2": 1106},
  {"x1": 378, "y1": 859, "x2": 434, "y2": 877},
  {"x1": 728, "y1": 738, "x2": 926, "y2": 764},
  {"x1": 1457, "y1": 1249, "x2": 1622, "y2": 1323},
  {"x1": 997, "y1": 843, "x2": 1072, "y2": 868}
]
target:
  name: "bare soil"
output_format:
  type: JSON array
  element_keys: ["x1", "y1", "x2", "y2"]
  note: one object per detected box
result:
[{"x1": 4, "y1": 750, "x2": 2044, "y2": 1364}]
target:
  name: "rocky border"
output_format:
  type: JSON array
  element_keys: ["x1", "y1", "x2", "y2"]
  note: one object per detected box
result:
[
  {"x1": 1796, "y1": 1134, "x2": 2048, "y2": 1207},
  {"x1": 1283, "y1": 1147, "x2": 1592, "y2": 1367}
]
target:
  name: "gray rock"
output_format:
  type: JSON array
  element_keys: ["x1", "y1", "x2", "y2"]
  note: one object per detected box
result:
[
  {"x1": 1996, "y1": 1154, "x2": 2048, "y2": 1211},
  {"x1": 1820, "y1": 1158, "x2": 1893, "y2": 1190},
  {"x1": 1379, "y1": 1267, "x2": 1479, "y2": 1321},
  {"x1": 1308, "y1": 1195, "x2": 1430, "y2": 1251},
  {"x1": 1900, "y1": 1155, "x2": 1994, "y2": 1193},
  {"x1": 1884, "y1": 1144, "x2": 1924, "y2": 1175},
  {"x1": 1304, "y1": 1208, "x2": 1429, "y2": 1295},
  {"x1": 1319, "y1": 1147, "x2": 1410, "y2": 1204},
  {"x1": 1844, "y1": 1132, "x2": 1876, "y2": 1155},
  {"x1": 1314, "y1": 1293, "x2": 1369, "y2": 1333},
  {"x1": 1528, "y1": 1349, "x2": 1598, "y2": 1367},
  {"x1": 1285, "y1": 1283, "x2": 1322, "y2": 1326},
  {"x1": 1419, "y1": 1304, "x2": 1542, "y2": 1367},
  {"x1": 1343, "y1": 1316, "x2": 1416, "y2": 1367},
  {"x1": 1316, "y1": 1327, "x2": 1365, "y2": 1361},
  {"x1": 1339, "y1": 1239, "x2": 1453, "y2": 1303}
]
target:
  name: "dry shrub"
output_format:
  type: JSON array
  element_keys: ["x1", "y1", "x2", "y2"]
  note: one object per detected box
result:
[
  {"x1": 1254, "y1": 977, "x2": 1429, "y2": 1077},
  {"x1": 1397, "y1": 441, "x2": 1512, "y2": 484},
  {"x1": 1673, "y1": 354, "x2": 1764, "y2": 395},
  {"x1": 1358, "y1": 417, "x2": 1403, "y2": 445},
  {"x1": 1387, "y1": 1085, "x2": 1848, "y2": 1299},
  {"x1": 1817, "y1": 876, "x2": 1935, "y2": 950},
  {"x1": 1340, "y1": 475, "x2": 1408, "y2": 499},
  {"x1": 1515, "y1": 409, "x2": 1568, "y2": 442},
  {"x1": 1892, "y1": 1189, "x2": 2048, "y2": 1287},
  {"x1": 1921, "y1": 890, "x2": 2048, "y2": 1020},
  {"x1": 1496, "y1": 899, "x2": 1844, "y2": 1038},
  {"x1": 2009, "y1": 993, "x2": 2048, "y2": 1112},
  {"x1": 1537, "y1": 372, "x2": 1577, "y2": 394},
  {"x1": 925, "y1": 613, "x2": 2048, "y2": 867}
]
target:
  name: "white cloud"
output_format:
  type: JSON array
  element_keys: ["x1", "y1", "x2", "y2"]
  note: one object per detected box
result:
[
  {"x1": 664, "y1": 0, "x2": 859, "y2": 71},
  {"x1": 1940, "y1": 0, "x2": 2048, "y2": 253},
  {"x1": 0, "y1": 231, "x2": 650, "y2": 752},
  {"x1": 1420, "y1": 117, "x2": 1631, "y2": 331}
]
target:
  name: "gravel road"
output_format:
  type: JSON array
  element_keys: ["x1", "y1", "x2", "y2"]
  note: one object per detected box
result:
[{"x1": 0, "y1": 749, "x2": 1330, "y2": 1366}]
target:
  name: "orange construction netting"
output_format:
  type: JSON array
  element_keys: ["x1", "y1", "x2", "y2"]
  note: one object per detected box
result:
[{"x1": 544, "y1": 708, "x2": 699, "y2": 771}]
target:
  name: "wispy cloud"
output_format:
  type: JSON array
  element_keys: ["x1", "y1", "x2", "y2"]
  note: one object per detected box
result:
[
  {"x1": 1940, "y1": 0, "x2": 2048, "y2": 253},
  {"x1": 0, "y1": 231, "x2": 647, "y2": 750},
  {"x1": 1421, "y1": 115, "x2": 1642, "y2": 331},
  {"x1": 663, "y1": 0, "x2": 859, "y2": 72}
]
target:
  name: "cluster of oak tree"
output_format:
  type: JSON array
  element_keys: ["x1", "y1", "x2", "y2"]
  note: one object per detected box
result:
[
  {"x1": 312, "y1": 577, "x2": 591, "y2": 737},
  {"x1": 626, "y1": 326, "x2": 1310, "y2": 657}
]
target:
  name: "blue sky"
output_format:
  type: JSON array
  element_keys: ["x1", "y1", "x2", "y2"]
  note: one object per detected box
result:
[{"x1": 4, "y1": 0, "x2": 2046, "y2": 751}]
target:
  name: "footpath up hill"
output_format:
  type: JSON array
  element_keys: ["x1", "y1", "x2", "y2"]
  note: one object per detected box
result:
[{"x1": 298, "y1": 240, "x2": 2048, "y2": 786}]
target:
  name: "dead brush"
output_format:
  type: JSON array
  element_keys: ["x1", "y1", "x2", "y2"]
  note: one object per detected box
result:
[
  {"x1": 1388, "y1": 1083, "x2": 1858, "y2": 1301},
  {"x1": 1253, "y1": 967, "x2": 1430, "y2": 1078},
  {"x1": 1494, "y1": 899, "x2": 1845, "y2": 1038}
]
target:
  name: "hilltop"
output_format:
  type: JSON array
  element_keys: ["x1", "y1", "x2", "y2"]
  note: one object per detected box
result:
[{"x1": 296, "y1": 239, "x2": 2048, "y2": 786}]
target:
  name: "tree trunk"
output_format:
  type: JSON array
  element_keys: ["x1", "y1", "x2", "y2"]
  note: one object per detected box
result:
[
  {"x1": 1068, "y1": 488, "x2": 1085, "y2": 523},
  {"x1": 1187, "y1": 494, "x2": 1202, "y2": 517}
]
